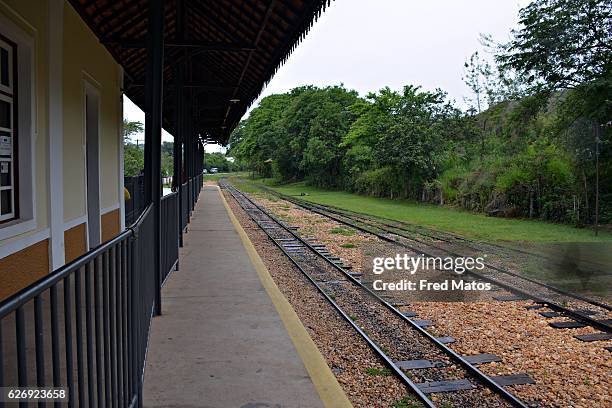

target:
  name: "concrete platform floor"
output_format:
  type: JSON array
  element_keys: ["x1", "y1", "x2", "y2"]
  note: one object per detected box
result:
[{"x1": 143, "y1": 186, "x2": 325, "y2": 408}]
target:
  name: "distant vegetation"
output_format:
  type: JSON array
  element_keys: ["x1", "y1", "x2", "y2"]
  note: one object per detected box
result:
[
  {"x1": 123, "y1": 120, "x2": 145, "y2": 177},
  {"x1": 123, "y1": 120, "x2": 173, "y2": 178},
  {"x1": 123, "y1": 121, "x2": 240, "y2": 176},
  {"x1": 229, "y1": 0, "x2": 611, "y2": 228},
  {"x1": 204, "y1": 152, "x2": 241, "y2": 173},
  {"x1": 260, "y1": 181, "x2": 612, "y2": 243}
]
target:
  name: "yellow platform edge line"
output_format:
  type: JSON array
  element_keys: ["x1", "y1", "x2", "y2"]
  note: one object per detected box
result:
[{"x1": 218, "y1": 186, "x2": 353, "y2": 408}]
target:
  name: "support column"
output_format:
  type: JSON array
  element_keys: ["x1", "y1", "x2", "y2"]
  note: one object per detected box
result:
[
  {"x1": 184, "y1": 134, "x2": 190, "y2": 215},
  {"x1": 189, "y1": 136, "x2": 195, "y2": 210},
  {"x1": 174, "y1": 0, "x2": 185, "y2": 246},
  {"x1": 173, "y1": 66, "x2": 184, "y2": 247},
  {"x1": 193, "y1": 138, "x2": 198, "y2": 202},
  {"x1": 143, "y1": 0, "x2": 164, "y2": 317},
  {"x1": 199, "y1": 142, "x2": 203, "y2": 195},
  {"x1": 184, "y1": 101, "x2": 193, "y2": 215},
  {"x1": 197, "y1": 142, "x2": 202, "y2": 174},
  {"x1": 48, "y1": 0, "x2": 65, "y2": 270}
]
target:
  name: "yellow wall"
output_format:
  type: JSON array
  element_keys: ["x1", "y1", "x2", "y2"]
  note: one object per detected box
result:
[
  {"x1": 0, "y1": 0, "x2": 123, "y2": 297},
  {"x1": 101, "y1": 209, "x2": 120, "y2": 244},
  {"x1": 64, "y1": 222, "x2": 86, "y2": 263},
  {"x1": 62, "y1": 2, "x2": 121, "y2": 222},
  {"x1": 0, "y1": 239, "x2": 49, "y2": 301},
  {"x1": 0, "y1": 0, "x2": 50, "y2": 238}
]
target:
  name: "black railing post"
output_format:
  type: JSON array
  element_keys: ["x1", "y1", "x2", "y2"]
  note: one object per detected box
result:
[
  {"x1": 143, "y1": 0, "x2": 164, "y2": 317},
  {"x1": 128, "y1": 233, "x2": 141, "y2": 408},
  {"x1": 0, "y1": 217, "x2": 168, "y2": 408},
  {"x1": 128, "y1": 235, "x2": 136, "y2": 407},
  {"x1": 184, "y1": 127, "x2": 189, "y2": 217}
]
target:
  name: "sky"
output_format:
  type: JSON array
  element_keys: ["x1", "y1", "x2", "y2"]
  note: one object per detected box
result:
[{"x1": 123, "y1": 0, "x2": 531, "y2": 152}]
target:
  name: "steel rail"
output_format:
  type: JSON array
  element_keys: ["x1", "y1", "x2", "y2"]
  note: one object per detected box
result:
[
  {"x1": 262, "y1": 189, "x2": 612, "y2": 333},
  {"x1": 222, "y1": 181, "x2": 529, "y2": 408},
  {"x1": 260, "y1": 185, "x2": 611, "y2": 312},
  {"x1": 220, "y1": 182, "x2": 436, "y2": 407},
  {"x1": 275, "y1": 191, "x2": 612, "y2": 312},
  {"x1": 374, "y1": 217, "x2": 610, "y2": 276},
  {"x1": 274, "y1": 188, "x2": 610, "y2": 273}
]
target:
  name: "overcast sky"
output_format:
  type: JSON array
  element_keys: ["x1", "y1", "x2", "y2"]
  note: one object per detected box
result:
[{"x1": 124, "y1": 0, "x2": 531, "y2": 151}]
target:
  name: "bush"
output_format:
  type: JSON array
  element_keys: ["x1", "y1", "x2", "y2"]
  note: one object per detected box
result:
[{"x1": 353, "y1": 167, "x2": 406, "y2": 198}]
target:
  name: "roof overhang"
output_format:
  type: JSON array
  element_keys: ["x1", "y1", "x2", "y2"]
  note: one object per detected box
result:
[{"x1": 68, "y1": 0, "x2": 331, "y2": 143}]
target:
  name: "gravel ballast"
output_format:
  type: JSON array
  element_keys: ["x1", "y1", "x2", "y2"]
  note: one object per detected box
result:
[
  {"x1": 224, "y1": 190, "x2": 416, "y2": 407},
  {"x1": 249, "y1": 191, "x2": 612, "y2": 408}
]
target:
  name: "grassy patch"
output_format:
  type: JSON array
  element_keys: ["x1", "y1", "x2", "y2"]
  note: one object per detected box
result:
[
  {"x1": 364, "y1": 367, "x2": 392, "y2": 376},
  {"x1": 329, "y1": 227, "x2": 355, "y2": 236},
  {"x1": 226, "y1": 177, "x2": 266, "y2": 194},
  {"x1": 203, "y1": 171, "x2": 249, "y2": 182},
  {"x1": 340, "y1": 242, "x2": 356, "y2": 248},
  {"x1": 392, "y1": 396, "x2": 421, "y2": 408},
  {"x1": 260, "y1": 182, "x2": 612, "y2": 243}
]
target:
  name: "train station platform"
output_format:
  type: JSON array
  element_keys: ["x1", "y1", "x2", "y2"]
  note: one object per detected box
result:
[{"x1": 143, "y1": 186, "x2": 348, "y2": 407}]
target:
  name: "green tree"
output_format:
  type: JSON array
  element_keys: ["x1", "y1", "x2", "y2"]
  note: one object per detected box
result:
[
  {"x1": 204, "y1": 152, "x2": 235, "y2": 172},
  {"x1": 123, "y1": 120, "x2": 144, "y2": 176},
  {"x1": 497, "y1": 0, "x2": 611, "y2": 227},
  {"x1": 160, "y1": 141, "x2": 174, "y2": 178},
  {"x1": 463, "y1": 52, "x2": 494, "y2": 113},
  {"x1": 282, "y1": 85, "x2": 358, "y2": 187},
  {"x1": 124, "y1": 145, "x2": 144, "y2": 177},
  {"x1": 341, "y1": 88, "x2": 400, "y2": 190},
  {"x1": 498, "y1": 0, "x2": 611, "y2": 90},
  {"x1": 372, "y1": 86, "x2": 462, "y2": 199},
  {"x1": 229, "y1": 93, "x2": 291, "y2": 177},
  {"x1": 123, "y1": 120, "x2": 144, "y2": 143}
]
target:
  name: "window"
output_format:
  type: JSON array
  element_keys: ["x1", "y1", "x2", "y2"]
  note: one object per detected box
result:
[{"x1": 0, "y1": 34, "x2": 17, "y2": 223}]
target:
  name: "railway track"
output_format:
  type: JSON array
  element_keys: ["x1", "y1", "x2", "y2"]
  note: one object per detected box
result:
[
  {"x1": 254, "y1": 185, "x2": 612, "y2": 334},
  {"x1": 221, "y1": 181, "x2": 531, "y2": 408},
  {"x1": 280, "y1": 196, "x2": 611, "y2": 277},
  {"x1": 279, "y1": 195, "x2": 612, "y2": 308}
]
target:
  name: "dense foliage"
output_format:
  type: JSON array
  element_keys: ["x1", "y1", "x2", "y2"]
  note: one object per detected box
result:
[
  {"x1": 228, "y1": 0, "x2": 611, "y2": 226},
  {"x1": 123, "y1": 120, "x2": 144, "y2": 177},
  {"x1": 204, "y1": 152, "x2": 240, "y2": 172},
  {"x1": 123, "y1": 120, "x2": 174, "y2": 178}
]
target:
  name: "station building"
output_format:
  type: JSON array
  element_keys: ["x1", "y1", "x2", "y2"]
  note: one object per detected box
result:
[
  {"x1": 0, "y1": 0, "x2": 124, "y2": 301},
  {"x1": 0, "y1": 1, "x2": 334, "y2": 406}
]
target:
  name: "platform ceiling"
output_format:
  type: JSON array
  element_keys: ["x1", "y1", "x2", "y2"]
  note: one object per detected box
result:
[{"x1": 69, "y1": 0, "x2": 330, "y2": 143}]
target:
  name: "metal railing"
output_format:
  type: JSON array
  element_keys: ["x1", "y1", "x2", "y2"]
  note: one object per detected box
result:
[
  {"x1": 160, "y1": 193, "x2": 179, "y2": 284},
  {"x1": 196, "y1": 174, "x2": 203, "y2": 200},
  {"x1": 189, "y1": 175, "x2": 203, "y2": 216},
  {"x1": 127, "y1": 174, "x2": 203, "y2": 231},
  {"x1": 0, "y1": 173, "x2": 204, "y2": 407},
  {"x1": 0, "y1": 206, "x2": 152, "y2": 408},
  {"x1": 180, "y1": 182, "x2": 189, "y2": 232},
  {"x1": 180, "y1": 174, "x2": 203, "y2": 233},
  {"x1": 189, "y1": 178, "x2": 195, "y2": 215},
  {"x1": 124, "y1": 175, "x2": 145, "y2": 226}
]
